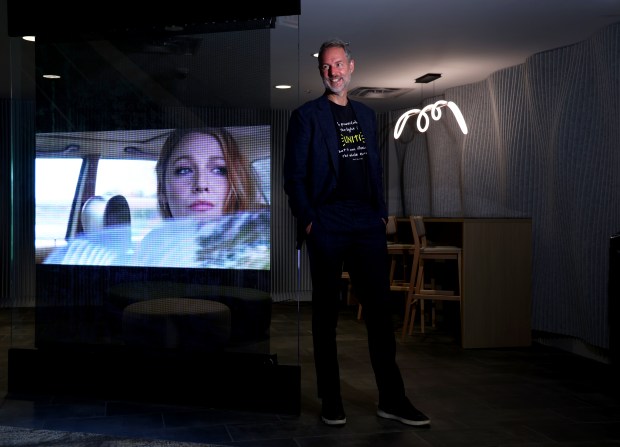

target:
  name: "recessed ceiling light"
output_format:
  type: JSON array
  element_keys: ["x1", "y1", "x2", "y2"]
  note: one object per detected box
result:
[
  {"x1": 22, "y1": 36, "x2": 35, "y2": 42},
  {"x1": 42, "y1": 74, "x2": 61, "y2": 79},
  {"x1": 274, "y1": 84, "x2": 292, "y2": 89}
]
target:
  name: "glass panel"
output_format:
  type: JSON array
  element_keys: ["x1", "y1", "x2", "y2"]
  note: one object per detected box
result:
[
  {"x1": 6, "y1": 8, "x2": 303, "y2": 412},
  {"x1": 31, "y1": 24, "x2": 282, "y2": 362}
]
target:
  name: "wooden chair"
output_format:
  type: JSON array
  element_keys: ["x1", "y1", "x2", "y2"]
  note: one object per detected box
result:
[
  {"x1": 385, "y1": 215, "x2": 398, "y2": 243},
  {"x1": 403, "y1": 215, "x2": 462, "y2": 336},
  {"x1": 385, "y1": 215, "x2": 405, "y2": 287},
  {"x1": 383, "y1": 216, "x2": 421, "y2": 340},
  {"x1": 387, "y1": 241, "x2": 419, "y2": 341}
]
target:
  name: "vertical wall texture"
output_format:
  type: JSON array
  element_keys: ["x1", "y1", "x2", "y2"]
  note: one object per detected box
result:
[
  {"x1": 1, "y1": 99, "x2": 36, "y2": 307},
  {"x1": 0, "y1": 99, "x2": 10, "y2": 304},
  {"x1": 270, "y1": 108, "x2": 313, "y2": 300},
  {"x1": 390, "y1": 22, "x2": 620, "y2": 349}
]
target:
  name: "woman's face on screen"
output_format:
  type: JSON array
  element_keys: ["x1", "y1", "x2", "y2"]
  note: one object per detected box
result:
[{"x1": 164, "y1": 132, "x2": 230, "y2": 218}]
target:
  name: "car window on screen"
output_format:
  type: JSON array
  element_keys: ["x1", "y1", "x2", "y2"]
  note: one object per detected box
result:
[
  {"x1": 95, "y1": 159, "x2": 161, "y2": 242},
  {"x1": 35, "y1": 158, "x2": 82, "y2": 249}
]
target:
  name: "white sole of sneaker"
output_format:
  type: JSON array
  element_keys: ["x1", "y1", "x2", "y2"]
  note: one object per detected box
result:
[
  {"x1": 321, "y1": 416, "x2": 346, "y2": 426},
  {"x1": 377, "y1": 409, "x2": 430, "y2": 426}
]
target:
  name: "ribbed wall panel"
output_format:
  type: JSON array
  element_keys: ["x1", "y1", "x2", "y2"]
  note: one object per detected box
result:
[
  {"x1": 12, "y1": 101, "x2": 36, "y2": 307},
  {"x1": 1, "y1": 99, "x2": 36, "y2": 307},
  {"x1": 269, "y1": 109, "x2": 313, "y2": 301},
  {"x1": 389, "y1": 22, "x2": 620, "y2": 349},
  {"x1": 393, "y1": 120, "x2": 432, "y2": 216},
  {"x1": 461, "y1": 80, "x2": 501, "y2": 217},
  {"x1": 0, "y1": 99, "x2": 10, "y2": 304}
]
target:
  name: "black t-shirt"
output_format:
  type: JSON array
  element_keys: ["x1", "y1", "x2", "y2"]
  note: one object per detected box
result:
[{"x1": 329, "y1": 101, "x2": 371, "y2": 202}]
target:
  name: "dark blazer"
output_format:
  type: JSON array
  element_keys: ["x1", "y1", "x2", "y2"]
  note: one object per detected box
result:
[{"x1": 283, "y1": 94, "x2": 388, "y2": 247}]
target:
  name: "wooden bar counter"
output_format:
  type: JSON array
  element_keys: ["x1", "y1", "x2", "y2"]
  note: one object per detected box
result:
[{"x1": 402, "y1": 217, "x2": 532, "y2": 349}]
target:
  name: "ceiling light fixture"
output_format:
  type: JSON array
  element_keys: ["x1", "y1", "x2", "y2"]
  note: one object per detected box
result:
[
  {"x1": 394, "y1": 100, "x2": 468, "y2": 138},
  {"x1": 42, "y1": 74, "x2": 61, "y2": 79},
  {"x1": 22, "y1": 36, "x2": 35, "y2": 42},
  {"x1": 274, "y1": 84, "x2": 292, "y2": 89}
]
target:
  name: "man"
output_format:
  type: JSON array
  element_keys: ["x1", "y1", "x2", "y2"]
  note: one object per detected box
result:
[{"x1": 283, "y1": 38, "x2": 430, "y2": 427}]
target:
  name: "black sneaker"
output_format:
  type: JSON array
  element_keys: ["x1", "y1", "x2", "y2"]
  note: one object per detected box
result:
[
  {"x1": 321, "y1": 398, "x2": 346, "y2": 426},
  {"x1": 377, "y1": 398, "x2": 430, "y2": 426}
]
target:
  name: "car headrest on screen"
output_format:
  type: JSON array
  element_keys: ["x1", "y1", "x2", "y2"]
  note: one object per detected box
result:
[
  {"x1": 104, "y1": 194, "x2": 131, "y2": 227},
  {"x1": 81, "y1": 195, "x2": 131, "y2": 233},
  {"x1": 81, "y1": 196, "x2": 107, "y2": 233},
  {"x1": 45, "y1": 194, "x2": 133, "y2": 266}
]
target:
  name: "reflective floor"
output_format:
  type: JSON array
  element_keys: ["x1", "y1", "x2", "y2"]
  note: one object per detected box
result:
[{"x1": 1, "y1": 300, "x2": 620, "y2": 447}]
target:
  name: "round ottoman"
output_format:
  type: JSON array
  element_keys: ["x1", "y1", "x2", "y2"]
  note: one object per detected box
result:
[
  {"x1": 122, "y1": 298, "x2": 231, "y2": 351},
  {"x1": 109, "y1": 282, "x2": 271, "y2": 341}
]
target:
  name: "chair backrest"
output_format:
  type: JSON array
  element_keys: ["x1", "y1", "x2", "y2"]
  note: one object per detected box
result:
[
  {"x1": 386, "y1": 215, "x2": 398, "y2": 242},
  {"x1": 410, "y1": 215, "x2": 428, "y2": 249}
]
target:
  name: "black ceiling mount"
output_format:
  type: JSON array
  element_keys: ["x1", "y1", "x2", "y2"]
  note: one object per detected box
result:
[{"x1": 415, "y1": 73, "x2": 442, "y2": 84}]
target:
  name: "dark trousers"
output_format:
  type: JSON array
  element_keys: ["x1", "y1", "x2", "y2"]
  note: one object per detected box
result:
[{"x1": 305, "y1": 200, "x2": 406, "y2": 406}]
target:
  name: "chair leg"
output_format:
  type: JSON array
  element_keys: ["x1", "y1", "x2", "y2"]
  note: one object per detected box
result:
[
  {"x1": 420, "y1": 299, "x2": 426, "y2": 334},
  {"x1": 401, "y1": 295, "x2": 416, "y2": 341},
  {"x1": 407, "y1": 299, "x2": 418, "y2": 336},
  {"x1": 414, "y1": 262, "x2": 426, "y2": 334},
  {"x1": 389, "y1": 257, "x2": 397, "y2": 285}
]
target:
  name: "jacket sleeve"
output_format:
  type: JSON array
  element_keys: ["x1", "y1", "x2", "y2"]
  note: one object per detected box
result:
[{"x1": 283, "y1": 107, "x2": 316, "y2": 234}]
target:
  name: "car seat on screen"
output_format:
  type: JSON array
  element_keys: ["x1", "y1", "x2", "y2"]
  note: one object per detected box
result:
[
  {"x1": 102, "y1": 195, "x2": 132, "y2": 252},
  {"x1": 104, "y1": 194, "x2": 131, "y2": 228},
  {"x1": 44, "y1": 195, "x2": 133, "y2": 265},
  {"x1": 81, "y1": 196, "x2": 108, "y2": 233},
  {"x1": 82, "y1": 194, "x2": 131, "y2": 232},
  {"x1": 74, "y1": 194, "x2": 132, "y2": 264}
]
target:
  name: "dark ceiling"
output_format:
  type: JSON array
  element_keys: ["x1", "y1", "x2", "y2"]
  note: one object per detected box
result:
[
  {"x1": 269, "y1": 0, "x2": 620, "y2": 113},
  {"x1": 10, "y1": 0, "x2": 620, "y2": 118}
]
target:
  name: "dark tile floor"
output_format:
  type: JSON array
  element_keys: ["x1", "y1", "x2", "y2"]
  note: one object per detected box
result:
[{"x1": 2, "y1": 300, "x2": 620, "y2": 446}]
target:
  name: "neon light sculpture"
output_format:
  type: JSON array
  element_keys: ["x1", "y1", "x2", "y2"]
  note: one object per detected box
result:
[{"x1": 393, "y1": 100, "x2": 468, "y2": 139}]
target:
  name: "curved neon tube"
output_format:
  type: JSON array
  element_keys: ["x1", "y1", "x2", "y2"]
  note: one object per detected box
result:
[{"x1": 393, "y1": 100, "x2": 468, "y2": 139}]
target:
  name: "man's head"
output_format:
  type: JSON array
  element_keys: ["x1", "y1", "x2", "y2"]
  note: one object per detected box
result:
[{"x1": 318, "y1": 39, "x2": 354, "y2": 95}]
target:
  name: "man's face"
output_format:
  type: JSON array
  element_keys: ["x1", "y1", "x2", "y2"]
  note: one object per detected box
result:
[{"x1": 319, "y1": 46, "x2": 354, "y2": 94}]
